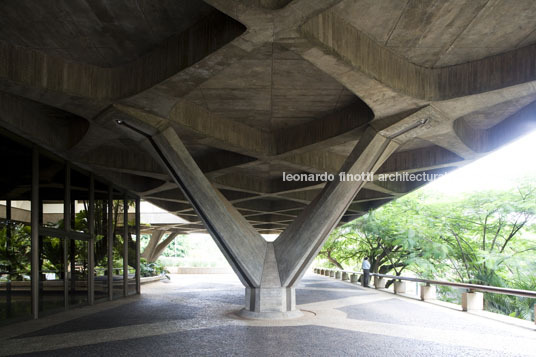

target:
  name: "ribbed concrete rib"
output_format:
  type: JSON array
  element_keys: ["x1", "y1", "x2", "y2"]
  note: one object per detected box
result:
[
  {"x1": 274, "y1": 126, "x2": 399, "y2": 287},
  {"x1": 152, "y1": 126, "x2": 267, "y2": 287}
]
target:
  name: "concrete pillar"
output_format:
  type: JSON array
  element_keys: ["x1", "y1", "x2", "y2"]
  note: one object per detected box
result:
[
  {"x1": 325, "y1": 270, "x2": 330, "y2": 276},
  {"x1": 31, "y1": 148, "x2": 39, "y2": 319},
  {"x1": 350, "y1": 273, "x2": 358, "y2": 283},
  {"x1": 273, "y1": 126, "x2": 398, "y2": 288},
  {"x1": 342, "y1": 272, "x2": 349, "y2": 281},
  {"x1": 329, "y1": 270, "x2": 335, "y2": 278},
  {"x1": 335, "y1": 271, "x2": 341, "y2": 279},
  {"x1": 240, "y1": 243, "x2": 301, "y2": 319},
  {"x1": 119, "y1": 121, "x2": 396, "y2": 319},
  {"x1": 420, "y1": 285, "x2": 436, "y2": 301},
  {"x1": 394, "y1": 281, "x2": 406, "y2": 294},
  {"x1": 243, "y1": 287, "x2": 299, "y2": 319},
  {"x1": 107, "y1": 187, "x2": 113, "y2": 301},
  {"x1": 462, "y1": 291, "x2": 483, "y2": 311},
  {"x1": 374, "y1": 276, "x2": 386, "y2": 289}
]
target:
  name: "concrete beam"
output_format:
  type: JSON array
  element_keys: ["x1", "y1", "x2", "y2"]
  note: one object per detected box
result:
[
  {"x1": 149, "y1": 125, "x2": 267, "y2": 288},
  {"x1": 274, "y1": 126, "x2": 399, "y2": 287}
]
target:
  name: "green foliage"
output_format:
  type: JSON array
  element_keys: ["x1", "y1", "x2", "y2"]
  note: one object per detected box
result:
[
  {"x1": 0, "y1": 223, "x2": 32, "y2": 280},
  {"x1": 140, "y1": 258, "x2": 168, "y2": 277},
  {"x1": 316, "y1": 178, "x2": 536, "y2": 320}
]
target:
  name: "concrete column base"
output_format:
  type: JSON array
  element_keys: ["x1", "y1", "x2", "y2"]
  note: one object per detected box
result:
[
  {"x1": 342, "y1": 272, "x2": 349, "y2": 281},
  {"x1": 394, "y1": 281, "x2": 406, "y2": 294},
  {"x1": 241, "y1": 287, "x2": 302, "y2": 319},
  {"x1": 350, "y1": 273, "x2": 358, "y2": 283},
  {"x1": 329, "y1": 270, "x2": 335, "y2": 277},
  {"x1": 374, "y1": 276, "x2": 385, "y2": 289},
  {"x1": 462, "y1": 292, "x2": 483, "y2": 311},
  {"x1": 335, "y1": 271, "x2": 341, "y2": 279}
]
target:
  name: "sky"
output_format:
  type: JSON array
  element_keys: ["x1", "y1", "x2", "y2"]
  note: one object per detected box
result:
[{"x1": 422, "y1": 129, "x2": 536, "y2": 195}]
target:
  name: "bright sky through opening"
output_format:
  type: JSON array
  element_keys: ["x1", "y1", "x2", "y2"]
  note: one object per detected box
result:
[{"x1": 423, "y1": 129, "x2": 536, "y2": 194}]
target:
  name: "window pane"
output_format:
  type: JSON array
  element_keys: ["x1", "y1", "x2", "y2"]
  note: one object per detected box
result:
[
  {"x1": 94, "y1": 182, "x2": 109, "y2": 300},
  {"x1": 0, "y1": 134, "x2": 33, "y2": 325},
  {"x1": 127, "y1": 199, "x2": 137, "y2": 295},
  {"x1": 40, "y1": 154, "x2": 65, "y2": 229},
  {"x1": 112, "y1": 195, "x2": 124, "y2": 299},
  {"x1": 0, "y1": 218, "x2": 32, "y2": 324},
  {"x1": 71, "y1": 169, "x2": 89, "y2": 234},
  {"x1": 67, "y1": 239, "x2": 88, "y2": 307},
  {"x1": 39, "y1": 236, "x2": 64, "y2": 315}
]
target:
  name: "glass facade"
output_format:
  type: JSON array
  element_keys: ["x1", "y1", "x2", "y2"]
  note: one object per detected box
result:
[
  {"x1": 0, "y1": 129, "x2": 140, "y2": 325},
  {"x1": 94, "y1": 181, "x2": 110, "y2": 301},
  {"x1": 128, "y1": 199, "x2": 138, "y2": 295},
  {"x1": 0, "y1": 134, "x2": 33, "y2": 325},
  {"x1": 112, "y1": 196, "x2": 125, "y2": 299},
  {"x1": 39, "y1": 235, "x2": 64, "y2": 314}
]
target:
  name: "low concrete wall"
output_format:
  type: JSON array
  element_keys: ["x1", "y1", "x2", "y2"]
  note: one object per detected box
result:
[
  {"x1": 140, "y1": 275, "x2": 167, "y2": 284},
  {"x1": 167, "y1": 267, "x2": 233, "y2": 274}
]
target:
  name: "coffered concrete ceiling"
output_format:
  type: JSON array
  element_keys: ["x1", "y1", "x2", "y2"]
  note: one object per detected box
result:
[{"x1": 0, "y1": 0, "x2": 535, "y2": 235}]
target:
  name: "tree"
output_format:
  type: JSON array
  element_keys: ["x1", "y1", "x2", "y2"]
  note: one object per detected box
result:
[{"x1": 315, "y1": 178, "x2": 536, "y2": 320}]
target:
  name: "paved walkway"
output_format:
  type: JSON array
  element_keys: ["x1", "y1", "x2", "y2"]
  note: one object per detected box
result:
[{"x1": 1, "y1": 273, "x2": 535, "y2": 356}]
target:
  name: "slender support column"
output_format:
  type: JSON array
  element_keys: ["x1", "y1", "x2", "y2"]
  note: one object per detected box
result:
[
  {"x1": 6, "y1": 200, "x2": 11, "y2": 313},
  {"x1": 123, "y1": 199, "x2": 128, "y2": 297},
  {"x1": 88, "y1": 175, "x2": 95, "y2": 304},
  {"x1": 64, "y1": 165, "x2": 70, "y2": 309},
  {"x1": 136, "y1": 198, "x2": 141, "y2": 294},
  {"x1": 107, "y1": 187, "x2": 113, "y2": 301},
  {"x1": 31, "y1": 148, "x2": 39, "y2": 319}
]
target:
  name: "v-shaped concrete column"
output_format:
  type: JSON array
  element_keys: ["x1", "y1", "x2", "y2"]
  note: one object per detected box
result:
[
  {"x1": 152, "y1": 127, "x2": 267, "y2": 288},
  {"x1": 122, "y1": 121, "x2": 396, "y2": 318},
  {"x1": 274, "y1": 126, "x2": 399, "y2": 287}
]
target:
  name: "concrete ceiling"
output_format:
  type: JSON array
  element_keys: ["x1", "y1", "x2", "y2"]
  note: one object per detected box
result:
[
  {"x1": 333, "y1": 0, "x2": 536, "y2": 68},
  {"x1": 0, "y1": 0, "x2": 536, "y2": 235},
  {"x1": 0, "y1": 0, "x2": 216, "y2": 67}
]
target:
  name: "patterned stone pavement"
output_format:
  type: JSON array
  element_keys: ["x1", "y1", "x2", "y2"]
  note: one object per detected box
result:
[{"x1": 1, "y1": 273, "x2": 535, "y2": 356}]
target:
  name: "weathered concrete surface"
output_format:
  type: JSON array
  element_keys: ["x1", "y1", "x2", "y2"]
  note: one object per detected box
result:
[
  {"x1": 1, "y1": 274, "x2": 535, "y2": 356},
  {"x1": 1, "y1": 0, "x2": 536, "y2": 317},
  {"x1": 1, "y1": 1, "x2": 535, "y2": 235}
]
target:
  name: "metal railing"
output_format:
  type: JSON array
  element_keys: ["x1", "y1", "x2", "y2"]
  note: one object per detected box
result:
[
  {"x1": 313, "y1": 267, "x2": 536, "y2": 324},
  {"x1": 313, "y1": 268, "x2": 536, "y2": 298},
  {"x1": 369, "y1": 273, "x2": 536, "y2": 299}
]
